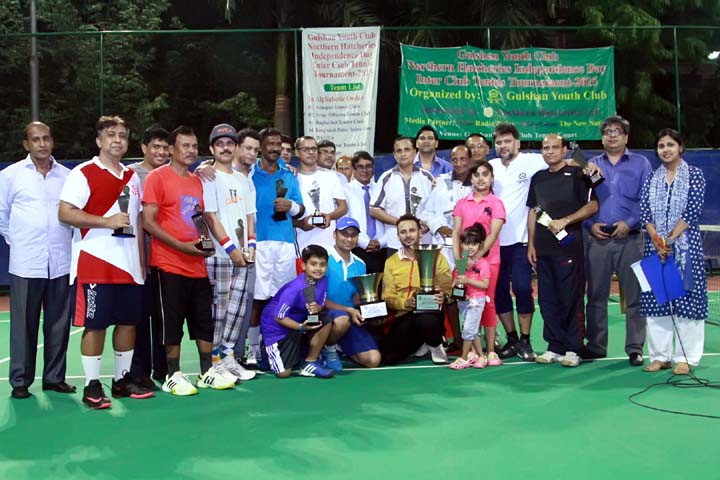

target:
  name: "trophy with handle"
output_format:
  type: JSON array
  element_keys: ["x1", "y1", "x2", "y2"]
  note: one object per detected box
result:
[
  {"x1": 452, "y1": 251, "x2": 470, "y2": 299},
  {"x1": 535, "y1": 206, "x2": 574, "y2": 247},
  {"x1": 272, "y1": 179, "x2": 289, "y2": 221},
  {"x1": 351, "y1": 273, "x2": 387, "y2": 320},
  {"x1": 308, "y1": 182, "x2": 325, "y2": 226},
  {"x1": 303, "y1": 278, "x2": 320, "y2": 325},
  {"x1": 112, "y1": 185, "x2": 135, "y2": 238},
  {"x1": 191, "y1": 204, "x2": 214, "y2": 252},
  {"x1": 414, "y1": 244, "x2": 443, "y2": 312}
]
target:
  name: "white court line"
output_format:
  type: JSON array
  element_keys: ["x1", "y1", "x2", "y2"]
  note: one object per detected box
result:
[
  {"x1": 0, "y1": 352, "x2": 719, "y2": 382},
  {"x1": 0, "y1": 328, "x2": 83, "y2": 365}
]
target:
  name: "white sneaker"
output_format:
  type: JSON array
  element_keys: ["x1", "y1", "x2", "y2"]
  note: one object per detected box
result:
[
  {"x1": 428, "y1": 344, "x2": 448, "y2": 364},
  {"x1": 413, "y1": 343, "x2": 430, "y2": 357},
  {"x1": 162, "y1": 371, "x2": 198, "y2": 396},
  {"x1": 245, "y1": 347, "x2": 259, "y2": 367},
  {"x1": 536, "y1": 351, "x2": 562, "y2": 364},
  {"x1": 559, "y1": 351, "x2": 581, "y2": 367},
  {"x1": 197, "y1": 366, "x2": 236, "y2": 390},
  {"x1": 222, "y1": 355, "x2": 257, "y2": 381}
]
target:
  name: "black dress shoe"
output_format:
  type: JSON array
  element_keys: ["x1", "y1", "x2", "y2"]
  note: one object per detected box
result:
[
  {"x1": 628, "y1": 352, "x2": 644, "y2": 367},
  {"x1": 42, "y1": 381, "x2": 77, "y2": 393},
  {"x1": 11, "y1": 387, "x2": 31, "y2": 399}
]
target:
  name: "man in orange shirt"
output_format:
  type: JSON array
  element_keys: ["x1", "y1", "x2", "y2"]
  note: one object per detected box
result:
[{"x1": 142, "y1": 126, "x2": 236, "y2": 395}]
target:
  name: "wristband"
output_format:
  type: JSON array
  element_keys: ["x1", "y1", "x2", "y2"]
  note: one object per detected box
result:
[
  {"x1": 288, "y1": 201, "x2": 301, "y2": 217},
  {"x1": 247, "y1": 237, "x2": 256, "y2": 249},
  {"x1": 220, "y1": 237, "x2": 237, "y2": 254}
]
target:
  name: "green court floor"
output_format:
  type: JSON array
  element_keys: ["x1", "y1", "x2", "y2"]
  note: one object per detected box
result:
[{"x1": 0, "y1": 303, "x2": 719, "y2": 480}]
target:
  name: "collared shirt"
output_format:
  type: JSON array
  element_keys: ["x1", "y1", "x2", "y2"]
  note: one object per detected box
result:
[
  {"x1": 382, "y1": 247, "x2": 452, "y2": 316},
  {"x1": 489, "y1": 152, "x2": 547, "y2": 246},
  {"x1": 62, "y1": 156, "x2": 144, "y2": 284},
  {"x1": 326, "y1": 247, "x2": 366, "y2": 307},
  {"x1": 371, "y1": 165, "x2": 434, "y2": 250},
  {"x1": 413, "y1": 153, "x2": 452, "y2": 178},
  {"x1": 585, "y1": 149, "x2": 652, "y2": 231},
  {"x1": 453, "y1": 192, "x2": 506, "y2": 265},
  {"x1": 345, "y1": 179, "x2": 386, "y2": 249},
  {"x1": 0, "y1": 155, "x2": 72, "y2": 279},
  {"x1": 419, "y1": 171, "x2": 472, "y2": 243},
  {"x1": 251, "y1": 159, "x2": 303, "y2": 244}
]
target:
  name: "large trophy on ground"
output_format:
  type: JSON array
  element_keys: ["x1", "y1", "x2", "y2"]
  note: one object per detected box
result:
[
  {"x1": 191, "y1": 204, "x2": 214, "y2": 252},
  {"x1": 112, "y1": 185, "x2": 135, "y2": 238},
  {"x1": 272, "y1": 179, "x2": 289, "y2": 221},
  {"x1": 414, "y1": 244, "x2": 443, "y2": 313},
  {"x1": 351, "y1": 273, "x2": 387, "y2": 320}
]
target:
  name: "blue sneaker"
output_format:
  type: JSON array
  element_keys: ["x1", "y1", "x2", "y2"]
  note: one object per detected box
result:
[
  {"x1": 299, "y1": 360, "x2": 335, "y2": 378},
  {"x1": 322, "y1": 346, "x2": 343, "y2": 372}
]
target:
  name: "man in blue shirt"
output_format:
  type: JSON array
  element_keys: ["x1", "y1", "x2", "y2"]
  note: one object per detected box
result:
[
  {"x1": 324, "y1": 217, "x2": 381, "y2": 369},
  {"x1": 583, "y1": 116, "x2": 652, "y2": 366},
  {"x1": 248, "y1": 127, "x2": 304, "y2": 366},
  {"x1": 413, "y1": 125, "x2": 452, "y2": 178}
]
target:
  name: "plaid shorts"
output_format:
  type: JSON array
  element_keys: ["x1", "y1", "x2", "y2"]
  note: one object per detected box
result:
[{"x1": 206, "y1": 257, "x2": 254, "y2": 349}]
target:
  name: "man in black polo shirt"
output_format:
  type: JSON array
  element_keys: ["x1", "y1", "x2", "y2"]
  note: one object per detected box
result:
[{"x1": 526, "y1": 134, "x2": 598, "y2": 367}]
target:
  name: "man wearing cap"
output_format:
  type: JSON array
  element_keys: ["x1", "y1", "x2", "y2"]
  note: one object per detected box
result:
[
  {"x1": 322, "y1": 216, "x2": 381, "y2": 370},
  {"x1": 201, "y1": 124, "x2": 257, "y2": 382}
]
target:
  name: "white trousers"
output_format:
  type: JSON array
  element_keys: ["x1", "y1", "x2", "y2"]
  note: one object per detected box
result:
[{"x1": 646, "y1": 316, "x2": 705, "y2": 365}]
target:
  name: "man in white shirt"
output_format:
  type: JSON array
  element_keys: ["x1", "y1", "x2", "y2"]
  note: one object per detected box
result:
[
  {"x1": 293, "y1": 136, "x2": 347, "y2": 252},
  {"x1": 370, "y1": 136, "x2": 434, "y2": 256},
  {"x1": 202, "y1": 124, "x2": 257, "y2": 382},
  {"x1": 490, "y1": 123, "x2": 548, "y2": 361},
  {"x1": 0, "y1": 122, "x2": 74, "y2": 399},
  {"x1": 345, "y1": 151, "x2": 387, "y2": 273}
]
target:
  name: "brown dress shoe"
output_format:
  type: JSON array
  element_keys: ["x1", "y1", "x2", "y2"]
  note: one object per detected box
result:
[
  {"x1": 673, "y1": 362, "x2": 690, "y2": 375},
  {"x1": 643, "y1": 360, "x2": 671, "y2": 372}
]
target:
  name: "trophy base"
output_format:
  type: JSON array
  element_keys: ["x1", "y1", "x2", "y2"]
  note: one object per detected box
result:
[
  {"x1": 195, "y1": 238, "x2": 214, "y2": 252},
  {"x1": 359, "y1": 301, "x2": 387, "y2": 319},
  {"x1": 588, "y1": 174, "x2": 605, "y2": 188},
  {"x1": 310, "y1": 215, "x2": 325, "y2": 226},
  {"x1": 305, "y1": 314, "x2": 321, "y2": 326},
  {"x1": 451, "y1": 286, "x2": 466, "y2": 300},
  {"x1": 414, "y1": 292, "x2": 442, "y2": 313},
  {"x1": 112, "y1": 227, "x2": 135, "y2": 238},
  {"x1": 272, "y1": 212, "x2": 288, "y2": 222}
]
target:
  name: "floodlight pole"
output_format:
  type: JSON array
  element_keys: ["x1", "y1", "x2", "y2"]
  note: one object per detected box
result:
[{"x1": 29, "y1": 0, "x2": 39, "y2": 121}]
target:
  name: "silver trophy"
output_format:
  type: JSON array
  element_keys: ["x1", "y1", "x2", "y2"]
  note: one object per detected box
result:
[
  {"x1": 191, "y1": 204, "x2": 214, "y2": 252},
  {"x1": 235, "y1": 218, "x2": 254, "y2": 263},
  {"x1": 303, "y1": 278, "x2": 320, "y2": 325},
  {"x1": 112, "y1": 185, "x2": 135, "y2": 238},
  {"x1": 409, "y1": 187, "x2": 422, "y2": 216},
  {"x1": 308, "y1": 182, "x2": 325, "y2": 226}
]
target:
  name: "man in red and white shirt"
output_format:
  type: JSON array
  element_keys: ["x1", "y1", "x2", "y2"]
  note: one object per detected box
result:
[{"x1": 59, "y1": 116, "x2": 153, "y2": 409}]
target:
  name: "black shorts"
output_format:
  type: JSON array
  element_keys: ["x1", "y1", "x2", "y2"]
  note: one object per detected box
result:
[
  {"x1": 263, "y1": 331, "x2": 303, "y2": 374},
  {"x1": 155, "y1": 268, "x2": 213, "y2": 345},
  {"x1": 72, "y1": 283, "x2": 142, "y2": 329}
]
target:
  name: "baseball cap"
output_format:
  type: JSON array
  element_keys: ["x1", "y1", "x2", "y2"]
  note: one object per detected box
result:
[
  {"x1": 336, "y1": 216, "x2": 361, "y2": 232},
  {"x1": 209, "y1": 123, "x2": 238, "y2": 145}
]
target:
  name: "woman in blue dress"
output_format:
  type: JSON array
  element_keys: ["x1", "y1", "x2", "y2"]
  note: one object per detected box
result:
[{"x1": 640, "y1": 128, "x2": 707, "y2": 375}]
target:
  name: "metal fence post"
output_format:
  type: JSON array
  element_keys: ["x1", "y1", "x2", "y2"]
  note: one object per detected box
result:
[
  {"x1": 99, "y1": 32, "x2": 104, "y2": 116},
  {"x1": 673, "y1": 27, "x2": 682, "y2": 133}
]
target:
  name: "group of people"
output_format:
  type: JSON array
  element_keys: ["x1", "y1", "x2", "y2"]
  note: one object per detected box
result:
[{"x1": 0, "y1": 114, "x2": 707, "y2": 410}]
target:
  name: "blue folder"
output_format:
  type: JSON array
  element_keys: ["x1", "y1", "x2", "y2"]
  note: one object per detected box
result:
[{"x1": 640, "y1": 254, "x2": 686, "y2": 304}]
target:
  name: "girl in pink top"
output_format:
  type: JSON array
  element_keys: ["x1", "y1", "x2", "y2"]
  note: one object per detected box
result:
[
  {"x1": 452, "y1": 162, "x2": 505, "y2": 365},
  {"x1": 450, "y1": 224, "x2": 491, "y2": 369}
]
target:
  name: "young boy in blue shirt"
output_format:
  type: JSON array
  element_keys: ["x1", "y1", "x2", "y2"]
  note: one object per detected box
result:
[{"x1": 260, "y1": 244, "x2": 347, "y2": 378}]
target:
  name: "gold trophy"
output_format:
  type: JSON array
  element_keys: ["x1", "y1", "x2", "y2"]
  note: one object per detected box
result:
[
  {"x1": 414, "y1": 244, "x2": 443, "y2": 312},
  {"x1": 351, "y1": 273, "x2": 387, "y2": 320}
]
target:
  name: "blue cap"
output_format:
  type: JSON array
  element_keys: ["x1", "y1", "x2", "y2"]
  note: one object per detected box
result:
[{"x1": 336, "y1": 216, "x2": 361, "y2": 232}]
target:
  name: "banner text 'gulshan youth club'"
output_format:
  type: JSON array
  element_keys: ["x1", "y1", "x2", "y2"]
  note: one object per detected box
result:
[{"x1": 398, "y1": 45, "x2": 616, "y2": 140}]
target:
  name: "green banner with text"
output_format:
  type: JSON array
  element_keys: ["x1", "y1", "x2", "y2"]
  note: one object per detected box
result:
[{"x1": 398, "y1": 45, "x2": 615, "y2": 140}]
